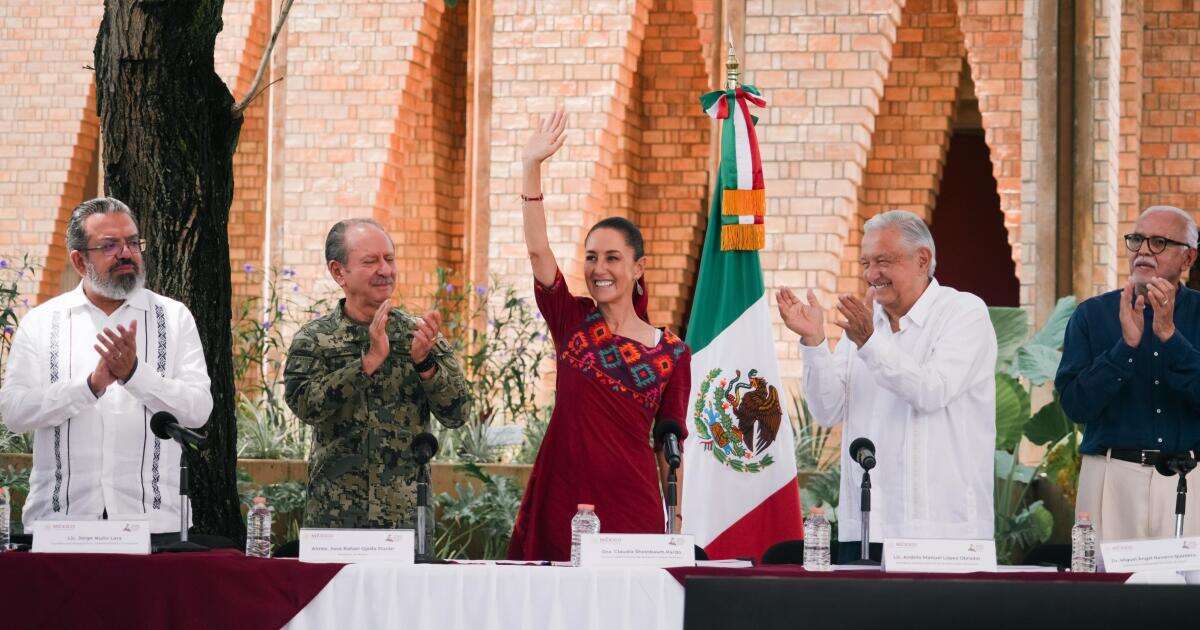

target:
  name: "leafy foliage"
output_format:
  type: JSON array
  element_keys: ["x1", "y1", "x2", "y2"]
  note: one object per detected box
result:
[
  {"x1": 0, "y1": 256, "x2": 38, "y2": 454},
  {"x1": 434, "y1": 463, "x2": 525, "y2": 559}
]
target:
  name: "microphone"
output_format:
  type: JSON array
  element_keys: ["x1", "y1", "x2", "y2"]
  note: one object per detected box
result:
[
  {"x1": 1155, "y1": 454, "x2": 1198, "y2": 478},
  {"x1": 411, "y1": 432, "x2": 439, "y2": 466},
  {"x1": 150, "y1": 411, "x2": 207, "y2": 448},
  {"x1": 654, "y1": 421, "x2": 684, "y2": 469},
  {"x1": 849, "y1": 437, "x2": 876, "y2": 471}
]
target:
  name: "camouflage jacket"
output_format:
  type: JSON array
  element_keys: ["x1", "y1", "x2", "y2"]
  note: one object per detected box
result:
[{"x1": 283, "y1": 300, "x2": 470, "y2": 529}]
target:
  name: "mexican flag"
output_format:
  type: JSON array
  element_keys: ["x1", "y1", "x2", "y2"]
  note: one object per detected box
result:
[{"x1": 681, "y1": 85, "x2": 804, "y2": 560}]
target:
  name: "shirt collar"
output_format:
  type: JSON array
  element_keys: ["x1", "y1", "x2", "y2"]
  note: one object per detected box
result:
[
  {"x1": 873, "y1": 277, "x2": 940, "y2": 329},
  {"x1": 62, "y1": 282, "x2": 152, "y2": 313}
]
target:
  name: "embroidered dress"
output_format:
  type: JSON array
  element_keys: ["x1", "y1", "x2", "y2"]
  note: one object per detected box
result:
[{"x1": 507, "y1": 270, "x2": 691, "y2": 561}]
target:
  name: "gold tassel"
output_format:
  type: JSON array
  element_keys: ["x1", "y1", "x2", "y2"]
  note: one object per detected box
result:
[
  {"x1": 722, "y1": 189, "x2": 765, "y2": 216},
  {"x1": 720, "y1": 224, "x2": 765, "y2": 251}
]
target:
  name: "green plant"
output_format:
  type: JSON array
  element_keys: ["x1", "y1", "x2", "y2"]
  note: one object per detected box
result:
[
  {"x1": 990, "y1": 296, "x2": 1078, "y2": 564},
  {"x1": 0, "y1": 255, "x2": 38, "y2": 454},
  {"x1": 432, "y1": 270, "x2": 550, "y2": 463},
  {"x1": 237, "y1": 468, "x2": 307, "y2": 542},
  {"x1": 232, "y1": 266, "x2": 332, "y2": 460},
  {"x1": 0, "y1": 464, "x2": 30, "y2": 495},
  {"x1": 434, "y1": 462, "x2": 524, "y2": 559}
]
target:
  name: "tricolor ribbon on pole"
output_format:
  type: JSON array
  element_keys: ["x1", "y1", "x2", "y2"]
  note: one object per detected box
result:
[{"x1": 699, "y1": 85, "x2": 767, "y2": 251}]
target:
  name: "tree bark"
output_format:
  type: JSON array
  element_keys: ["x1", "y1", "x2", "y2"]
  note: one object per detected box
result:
[{"x1": 95, "y1": 0, "x2": 244, "y2": 542}]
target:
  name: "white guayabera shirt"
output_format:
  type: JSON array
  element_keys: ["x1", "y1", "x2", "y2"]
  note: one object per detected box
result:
[
  {"x1": 800, "y1": 278, "x2": 997, "y2": 543},
  {"x1": 0, "y1": 284, "x2": 212, "y2": 533}
]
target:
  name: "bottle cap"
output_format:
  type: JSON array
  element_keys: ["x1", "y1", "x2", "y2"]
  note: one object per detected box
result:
[
  {"x1": 809, "y1": 506, "x2": 824, "y2": 516},
  {"x1": 253, "y1": 496, "x2": 267, "y2": 506},
  {"x1": 578, "y1": 503, "x2": 595, "y2": 511},
  {"x1": 1077, "y1": 511, "x2": 1090, "y2": 522}
]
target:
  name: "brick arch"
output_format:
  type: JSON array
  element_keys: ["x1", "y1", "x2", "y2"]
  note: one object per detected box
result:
[
  {"x1": 956, "y1": 0, "x2": 1023, "y2": 270},
  {"x1": 610, "y1": 0, "x2": 712, "y2": 332},
  {"x1": 843, "y1": 0, "x2": 967, "y2": 296}
]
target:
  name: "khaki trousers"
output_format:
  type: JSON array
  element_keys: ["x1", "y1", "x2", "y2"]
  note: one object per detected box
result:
[{"x1": 1077, "y1": 452, "x2": 1200, "y2": 542}]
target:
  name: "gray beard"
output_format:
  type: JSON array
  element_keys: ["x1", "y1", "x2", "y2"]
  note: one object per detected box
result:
[{"x1": 85, "y1": 261, "x2": 145, "y2": 300}]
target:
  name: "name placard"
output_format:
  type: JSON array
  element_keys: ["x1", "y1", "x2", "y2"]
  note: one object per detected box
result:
[
  {"x1": 1100, "y1": 537, "x2": 1200, "y2": 573},
  {"x1": 579, "y1": 533, "x2": 695, "y2": 568},
  {"x1": 299, "y1": 528, "x2": 414, "y2": 564},
  {"x1": 882, "y1": 538, "x2": 998, "y2": 573},
  {"x1": 32, "y1": 520, "x2": 151, "y2": 555}
]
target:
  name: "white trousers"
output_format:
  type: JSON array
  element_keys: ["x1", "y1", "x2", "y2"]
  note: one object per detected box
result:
[{"x1": 1077, "y1": 452, "x2": 1200, "y2": 542}]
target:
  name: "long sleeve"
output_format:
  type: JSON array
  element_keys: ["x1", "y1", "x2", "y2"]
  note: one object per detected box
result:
[
  {"x1": 283, "y1": 330, "x2": 372, "y2": 428},
  {"x1": 800, "y1": 338, "x2": 851, "y2": 428},
  {"x1": 855, "y1": 301, "x2": 997, "y2": 415},
  {"x1": 417, "y1": 336, "x2": 471, "y2": 429},
  {"x1": 1054, "y1": 305, "x2": 1137, "y2": 424},
  {"x1": 122, "y1": 308, "x2": 213, "y2": 428},
  {"x1": 1156, "y1": 329, "x2": 1200, "y2": 414},
  {"x1": 0, "y1": 315, "x2": 98, "y2": 433}
]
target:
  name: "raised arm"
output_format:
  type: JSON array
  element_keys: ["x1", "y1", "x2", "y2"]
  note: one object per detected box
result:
[{"x1": 521, "y1": 109, "x2": 567, "y2": 287}]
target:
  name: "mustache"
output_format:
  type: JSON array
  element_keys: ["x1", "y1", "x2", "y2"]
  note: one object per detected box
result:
[
  {"x1": 1133, "y1": 256, "x2": 1157, "y2": 268},
  {"x1": 111, "y1": 258, "x2": 139, "y2": 271},
  {"x1": 370, "y1": 278, "x2": 394, "y2": 286}
]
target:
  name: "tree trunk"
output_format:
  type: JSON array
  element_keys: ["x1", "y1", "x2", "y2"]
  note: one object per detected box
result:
[{"x1": 95, "y1": 0, "x2": 244, "y2": 542}]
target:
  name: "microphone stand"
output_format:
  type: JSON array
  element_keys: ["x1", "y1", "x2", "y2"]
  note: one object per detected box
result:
[
  {"x1": 848, "y1": 470, "x2": 879, "y2": 565},
  {"x1": 1176, "y1": 472, "x2": 1187, "y2": 538},
  {"x1": 159, "y1": 446, "x2": 207, "y2": 552},
  {"x1": 415, "y1": 456, "x2": 435, "y2": 563},
  {"x1": 665, "y1": 463, "x2": 679, "y2": 535}
]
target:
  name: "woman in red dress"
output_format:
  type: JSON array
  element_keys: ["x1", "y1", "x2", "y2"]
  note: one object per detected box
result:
[{"x1": 507, "y1": 110, "x2": 692, "y2": 562}]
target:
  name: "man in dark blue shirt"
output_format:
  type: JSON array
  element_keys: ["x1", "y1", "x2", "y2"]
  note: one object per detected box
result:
[{"x1": 1057, "y1": 205, "x2": 1200, "y2": 541}]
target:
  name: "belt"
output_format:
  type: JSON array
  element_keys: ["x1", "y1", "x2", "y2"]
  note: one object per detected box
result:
[{"x1": 1107, "y1": 448, "x2": 1196, "y2": 467}]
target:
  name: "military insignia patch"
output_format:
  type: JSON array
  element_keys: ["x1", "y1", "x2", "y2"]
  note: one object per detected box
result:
[{"x1": 692, "y1": 367, "x2": 783, "y2": 473}]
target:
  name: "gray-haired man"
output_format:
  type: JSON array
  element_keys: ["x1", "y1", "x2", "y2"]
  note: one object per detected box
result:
[
  {"x1": 777, "y1": 210, "x2": 997, "y2": 562},
  {"x1": 0, "y1": 197, "x2": 213, "y2": 534}
]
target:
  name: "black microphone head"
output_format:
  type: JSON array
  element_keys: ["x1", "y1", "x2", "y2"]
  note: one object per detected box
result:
[
  {"x1": 654, "y1": 420, "x2": 684, "y2": 445},
  {"x1": 150, "y1": 411, "x2": 177, "y2": 441},
  {"x1": 1155, "y1": 456, "x2": 1178, "y2": 477},
  {"x1": 411, "y1": 432, "x2": 439, "y2": 463},
  {"x1": 849, "y1": 437, "x2": 876, "y2": 470}
]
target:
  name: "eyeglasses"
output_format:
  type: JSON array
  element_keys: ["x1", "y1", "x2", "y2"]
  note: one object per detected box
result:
[
  {"x1": 1123, "y1": 233, "x2": 1191, "y2": 255},
  {"x1": 81, "y1": 238, "x2": 147, "y2": 257}
]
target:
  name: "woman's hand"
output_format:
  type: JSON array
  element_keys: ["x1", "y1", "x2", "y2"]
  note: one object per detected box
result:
[{"x1": 522, "y1": 109, "x2": 566, "y2": 167}]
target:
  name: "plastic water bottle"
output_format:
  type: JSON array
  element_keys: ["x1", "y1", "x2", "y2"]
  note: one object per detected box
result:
[
  {"x1": 245, "y1": 496, "x2": 273, "y2": 558},
  {"x1": 1071, "y1": 512, "x2": 1097, "y2": 573},
  {"x1": 0, "y1": 486, "x2": 9, "y2": 551},
  {"x1": 569, "y1": 503, "x2": 601, "y2": 567},
  {"x1": 803, "y1": 507, "x2": 832, "y2": 571}
]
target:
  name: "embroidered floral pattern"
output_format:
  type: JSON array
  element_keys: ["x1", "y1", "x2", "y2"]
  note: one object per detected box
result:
[
  {"x1": 49, "y1": 311, "x2": 63, "y2": 512},
  {"x1": 151, "y1": 305, "x2": 167, "y2": 510},
  {"x1": 559, "y1": 309, "x2": 684, "y2": 410}
]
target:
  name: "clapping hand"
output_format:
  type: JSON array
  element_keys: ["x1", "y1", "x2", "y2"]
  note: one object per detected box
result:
[
  {"x1": 777, "y1": 288, "x2": 826, "y2": 346},
  {"x1": 834, "y1": 288, "x2": 876, "y2": 348},
  {"x1": 411, "y1": 309, "x2": 442, "y2": 378},
  {"x1": 1118, "y1": 281, "x2": 1146, "y2": 348},
  {"x1": 90, "y1": 321, "x2": 139, "y2": 396},
  {"x1": 362, "y1": 300, "x2": 392, "y2": 376},
  {"x1": 1146, "y1": 277, "x2": 1177, "y2": 342}
]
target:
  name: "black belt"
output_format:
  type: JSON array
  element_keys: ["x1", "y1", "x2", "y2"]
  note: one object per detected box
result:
[{"x1": 1107, "y1": 448, "x2": 1195, "y2": 467}]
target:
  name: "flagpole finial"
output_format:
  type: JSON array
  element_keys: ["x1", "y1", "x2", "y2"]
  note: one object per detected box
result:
[{"x1": 725, "y1": 27, "x2": 740, "y2": 90}]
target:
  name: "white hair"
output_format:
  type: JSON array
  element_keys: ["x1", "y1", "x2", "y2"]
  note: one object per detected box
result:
[
  {"x1": 862, "y1": 210, "x2": 938, "y2": 277},
  {"x1": 1139, "y1": 205, "x2": 1198, "y2": 248}
]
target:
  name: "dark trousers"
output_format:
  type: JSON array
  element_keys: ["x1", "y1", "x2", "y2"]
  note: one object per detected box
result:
[{"x1": 835, "y1": 541, "x2": 883, "y2": 564}]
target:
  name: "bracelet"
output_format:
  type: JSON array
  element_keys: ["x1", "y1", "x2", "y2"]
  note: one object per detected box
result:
[
  {"x1": 412, "y1": 353, "x2": 438, "y2": 374},
  {"x1": 521, "y1": 193, "x2": 544, "y2": 202}
]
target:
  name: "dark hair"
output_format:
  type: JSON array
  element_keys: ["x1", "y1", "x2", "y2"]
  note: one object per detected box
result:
[
  {"x1": 586, "y1": 217, "x2": 645, "y2": 260},
  {"x1": 325, "y1": 218, "x2": 389, "y2": 265}
]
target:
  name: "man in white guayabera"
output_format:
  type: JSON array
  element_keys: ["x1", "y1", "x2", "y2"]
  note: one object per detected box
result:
[
  {"x1": 777, "y1": 210, "x2": 997, "y2": 563},
  {"x1": 0, "y1": 197, "x2": 212, "y2": 534}
]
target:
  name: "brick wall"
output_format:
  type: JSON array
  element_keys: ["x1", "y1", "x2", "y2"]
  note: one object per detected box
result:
[{"x1": 845, "y1": 0, "x2": 966, "y2": 297}]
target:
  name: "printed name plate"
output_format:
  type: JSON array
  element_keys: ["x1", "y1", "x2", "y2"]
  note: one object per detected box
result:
[
  {"x1": 882, "y1": 538, "x2": 998, "y2": 573},
  {"x1": 299, "y1": 528, "x2": 414, "y2": 564},
  {"x1": 579, "y1": 533, "x2": 695, "y2": 568},
  {"x1": 32, "y1": 520, "x2": 151, "y2": 555},
  {"x1": 1100, "y1": 537, "x2": 1200, "y2": 573}
]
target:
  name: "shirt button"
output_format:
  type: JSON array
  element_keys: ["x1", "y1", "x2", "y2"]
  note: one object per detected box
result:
[
  {"x1": 1155, "y1": 380, "x2": 1160, "y2": 386},
  {"x1": 1157, "y1": 408, "x2": 1163, "y2": 414},
  {"x1": 1159, "y1": 438, "x2": 1164, "y2": 443},
  {"x1": 1128, "y1": 358, "x2": 1134, "y2": 363},
  {"x1": 1154, "y1": 351, "x2": 1160, "y2": 357}
]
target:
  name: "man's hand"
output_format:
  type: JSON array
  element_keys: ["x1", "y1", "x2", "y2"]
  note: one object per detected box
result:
[
  {"x1": 362, "y1": 300, "x2": 391, "y2": 376},
  {"x1": 1147, "y1": 277, "x2": 1177, "y2": 342},
  {"x1": 1119, "y1": 281, "x2": 1146, "y2": 348},
  {"x1": 411, "y1": 310, "x2": 442, "y2": 379},
  {"x1": 777, "y1": 288, "x2": 826, "y2": 346},
  {"x1": 94, "y1": 321, "x2": 139, "y2": 383},
  {"x1": 88, "y1": 358, "x2": 117, "y2": 398},
  {"x1": 834, "y1": 288, "x2": 876, "y2": 348}
]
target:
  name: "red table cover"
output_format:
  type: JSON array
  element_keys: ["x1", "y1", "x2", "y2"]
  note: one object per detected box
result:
[{"x1": 0, "y1": 549, "x2": 343, "y2": 629}]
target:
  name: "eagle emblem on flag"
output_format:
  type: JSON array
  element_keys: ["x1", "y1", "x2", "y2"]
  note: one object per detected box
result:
[{"x1": 692, "y1": 367, "x2": 781, "y2": 473}]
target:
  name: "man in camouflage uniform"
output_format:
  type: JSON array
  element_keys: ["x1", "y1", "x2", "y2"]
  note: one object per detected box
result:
[{"x1": 284, "y1": 218, "x2": 470, "y2": 529}]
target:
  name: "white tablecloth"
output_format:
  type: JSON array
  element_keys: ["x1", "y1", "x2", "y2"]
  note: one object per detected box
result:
[{"x1": 284, "y1": 563, "x2": 685, "y2": 630}]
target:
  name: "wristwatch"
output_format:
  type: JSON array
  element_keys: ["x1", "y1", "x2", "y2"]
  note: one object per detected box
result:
[{"x1": 412, "y1": 352, "x2": 438, "y2": 374}]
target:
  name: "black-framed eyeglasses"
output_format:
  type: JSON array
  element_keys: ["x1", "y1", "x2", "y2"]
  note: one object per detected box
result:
[
  {"x1": 1123, "y1": 233, "x2": 1191, "y2": 255},
  {"x1": 80, "y1": 238, "x2": 147, "y2": 257}
]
